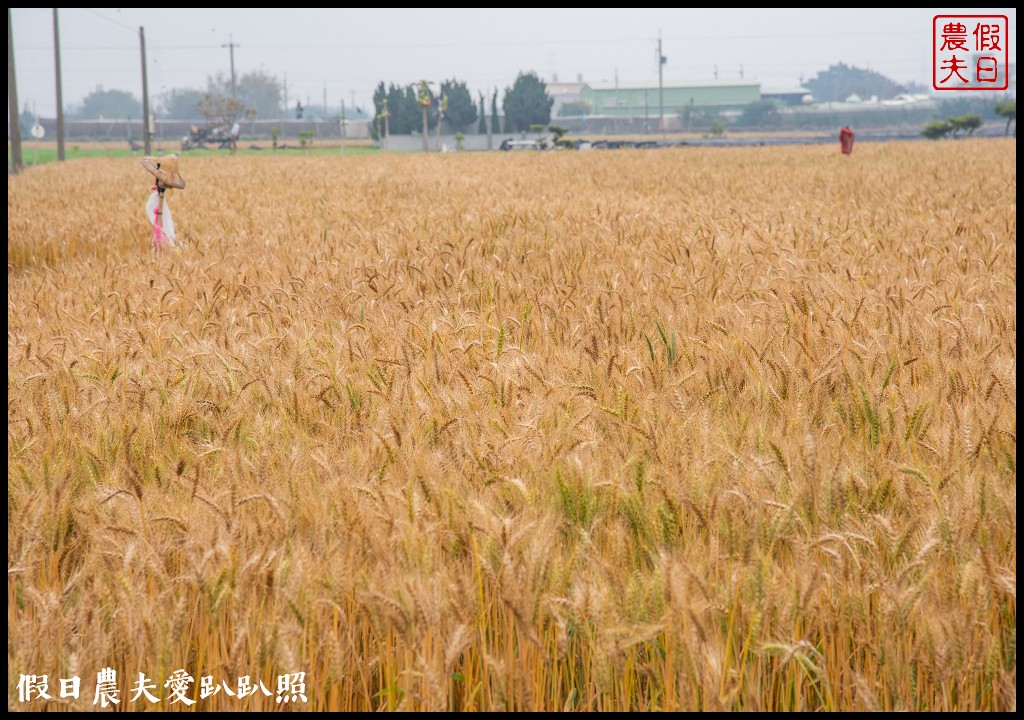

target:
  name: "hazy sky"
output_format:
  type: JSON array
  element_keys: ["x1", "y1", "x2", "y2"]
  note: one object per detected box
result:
[{"x1": 9, "y1": 8, "x2": 1018, "y2": 118}]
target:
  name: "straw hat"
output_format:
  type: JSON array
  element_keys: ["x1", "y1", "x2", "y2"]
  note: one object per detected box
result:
[{"x1": 140, "y1": 154, "x2": 186, "y2": 190}]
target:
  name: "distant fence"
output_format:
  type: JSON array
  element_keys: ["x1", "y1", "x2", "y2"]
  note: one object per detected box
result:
[
  {"x1": 26, "y1": 108, "x2": 946, "y2": 144},
  {"x1": 24, "y1": 118, "x2": 372, "y2": 143},
  {"x1": 19, "y1": 106, "x2": 999, "y2": 146}
]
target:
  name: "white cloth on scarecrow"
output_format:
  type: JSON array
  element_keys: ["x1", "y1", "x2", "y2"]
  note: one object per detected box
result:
[{"x1": 145, "y1": 189, "x2": 178, "y2": 249}]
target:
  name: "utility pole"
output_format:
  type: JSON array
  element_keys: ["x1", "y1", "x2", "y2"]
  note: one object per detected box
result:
[
  {"x1": 283, "y1": 72, "x2": 288, "y2": 120},
  {"x1": 53, "y1": 8, "x2": 65, "y2": 161},
  {"x1": 139, "y1": 26, "x2": 151, "y2": 156},
  {"x1": 8, "y1": 8, "x2": 24, "y2": 174},
  {"x1": 486, "y1": 92, "x2": 492, "y2": 150},
  {"x1": 340, "y1": 99, "x2": 346, "y2": 152},
  {"x1": 435, "y1": 82, "x2": 446, "y2": 152},
  {"x1": 657, "y1": 30, "x2": 666, "y2": 137},
  {"x1": 614, "y1": 67, "x2": 618, "y2": 135},
  {"x1": 223, "y1": 33, "x2": 238, "y2": 96}
]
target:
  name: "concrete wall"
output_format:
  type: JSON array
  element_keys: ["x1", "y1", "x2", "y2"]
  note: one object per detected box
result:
[{"x1": 381, "y1": 133, "x2": 506, "y2": 152}]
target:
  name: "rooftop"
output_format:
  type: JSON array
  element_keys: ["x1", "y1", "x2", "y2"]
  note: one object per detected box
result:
[
  {"x1": 586, "y1": 79, "x2": 760, "y2": 91},
  {"x1": 762, "y1": 86, "x2": 812, "y2": 96}
]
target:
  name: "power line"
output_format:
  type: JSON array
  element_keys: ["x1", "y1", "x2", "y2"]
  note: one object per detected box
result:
[
  {"x1": 229, "y1": 29, "x2": 926, "y2": 48},
  {"x1": 22, "y1": 28, "x2": 927, "y2": 54},
  {"x1": 83, "y1": 8, "x2": 136, "y2": 34}
]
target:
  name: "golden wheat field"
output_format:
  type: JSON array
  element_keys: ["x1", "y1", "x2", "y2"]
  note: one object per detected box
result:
[{"x1": 7, "y1": 139, "x2": 1017, "y2": 711}]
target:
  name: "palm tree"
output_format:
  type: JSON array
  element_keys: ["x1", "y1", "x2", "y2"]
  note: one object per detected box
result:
[
  {"x1": 435, "y1": 92, "x2": 448, "y2": 151},
  {"x1": 417, "y1": 81, "x2": 432, "y2": 152}
]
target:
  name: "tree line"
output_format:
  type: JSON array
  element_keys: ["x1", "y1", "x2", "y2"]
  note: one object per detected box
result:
[
  {"x1": 369, "y1": 72, "x2": 552, "y2": 139},
  {"x1": 921, "y1": 101, "x2": 1015, "y2": 139},
  {"x1": 21, "y1": 69, "x2": 555, "y2": 136},
  {"x1": 20, "y1": 61, "x2": 1013, "y2": 140}
]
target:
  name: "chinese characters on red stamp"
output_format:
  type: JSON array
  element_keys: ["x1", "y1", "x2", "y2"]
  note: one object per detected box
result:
[{"x1": 933, "y1": 15, "x2": 1009, "y2": 90}]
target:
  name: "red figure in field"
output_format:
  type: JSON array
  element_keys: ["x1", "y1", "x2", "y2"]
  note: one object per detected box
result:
[{"x1": 839, "y1": 125, "x2": 855, "y2": 155}]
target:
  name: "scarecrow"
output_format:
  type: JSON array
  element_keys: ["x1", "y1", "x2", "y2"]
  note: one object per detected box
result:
[
  {"x1": 839, "y1": 125, "x2": 855, "y2": 155},
  {"x1": 140, "y1": 154, "x2": 186, "y2": 254}
]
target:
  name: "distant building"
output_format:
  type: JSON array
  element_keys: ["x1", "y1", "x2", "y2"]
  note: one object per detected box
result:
[
  {"x1": 581, "y1": 80, "x2": 761, "y2": 120},
  {"x1": 761, "y1": 86, "x2": 814, "y2": 106},
  {"x1": 547, "y1": 82, "x2": 588, "y2": 117},
  {"x1": 809, "y1": 93, "x2": 938, "y2": 113}
]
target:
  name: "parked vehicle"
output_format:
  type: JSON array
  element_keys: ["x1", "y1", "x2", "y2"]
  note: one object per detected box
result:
[
  {"x1": 499, "y1": 138, "x2": 542, "y2": 151},
  {"x1": 181, "y1": 122, "x2": 240, "y2": 151}
]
